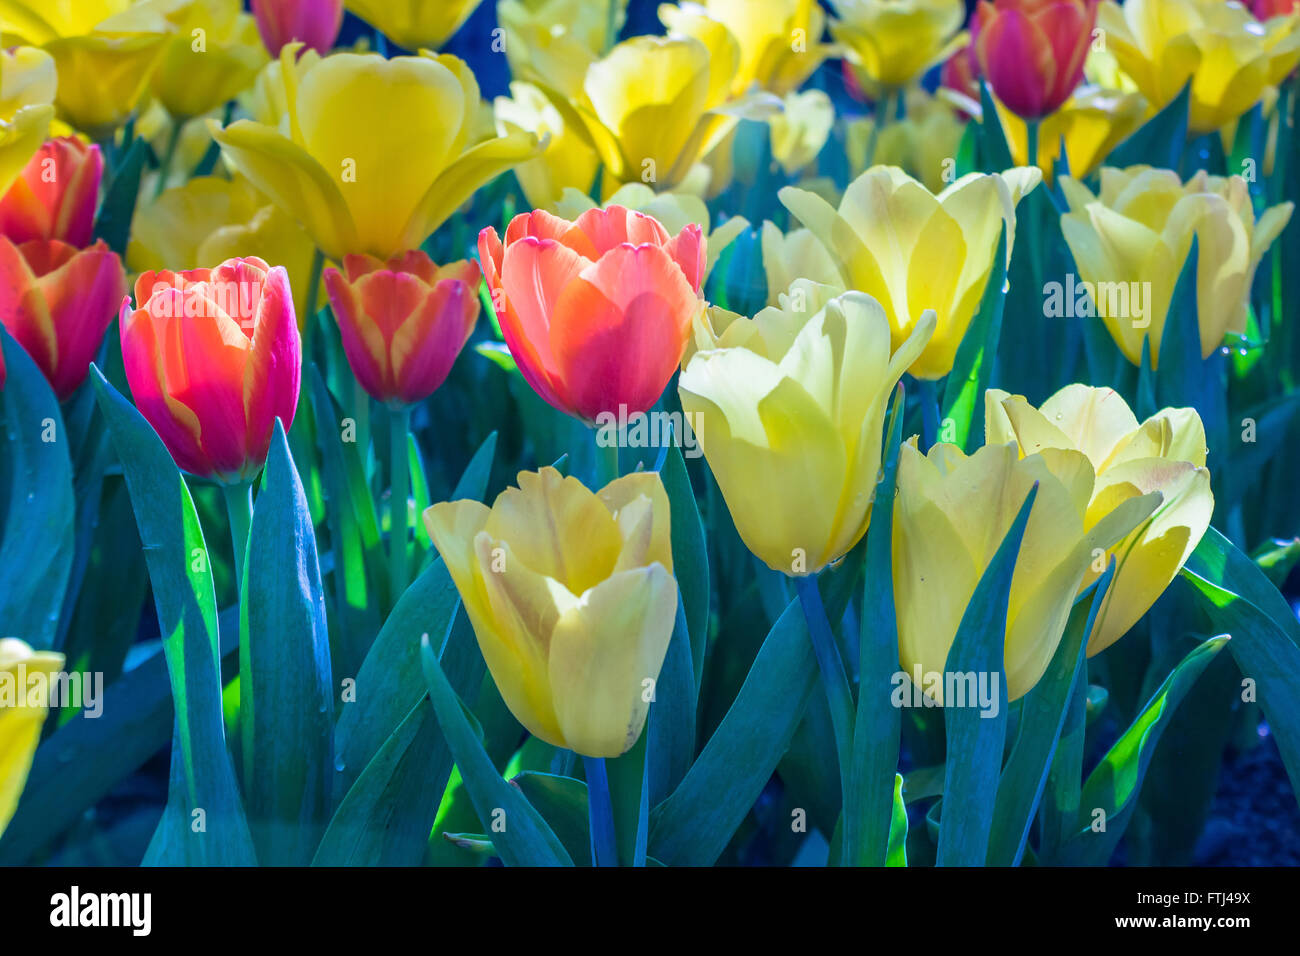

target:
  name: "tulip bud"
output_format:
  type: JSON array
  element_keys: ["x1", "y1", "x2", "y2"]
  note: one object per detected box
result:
[
  {"x1": 973, "y1": 0, "x2": 1098, "y2": 120},
  {"x1": 0, "y1": 638, "x2": 65, "y2": 839},
  {"x1": 680, "y1": 283, "x2": 936, "y2": 575},
  {"x1": 251, "y1": 0, "x2": 343, "y2": 57},
  {"x1": 424, "y1": 467, "x2": 678, "y2": 758},
  {"x1": 893, "y1": 439, "x2": 1159, "y2": 702},
  {"x1": 479, "y1": 206, "x2": 704, "y2": 423},
  {"x1": 986, "y1": 385, "x2": 1213, "y2": 655},
  {"x1": 0, "y1": 137, "x2": 102, "y2": 248},
  {"x1": 324, "y1": 250, "x2": 479, "y2": 407},
  {"x1": 0, "y1": 237, "x2": 126, "y2": 401},
  {"x1": 119, "y1": 256, "x2": 300, "y2": 483}
]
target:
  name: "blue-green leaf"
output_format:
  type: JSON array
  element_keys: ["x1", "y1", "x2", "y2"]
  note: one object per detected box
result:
[
  {"x1": 940, "y1": 225, "x2": 1008, "y2": 452},
  {"x1": 240, "y1": 421, "x2": 333, "y2": 865},
  {"x1": 1107, "y1": 83, "x2": 1190, "y2": 171}
]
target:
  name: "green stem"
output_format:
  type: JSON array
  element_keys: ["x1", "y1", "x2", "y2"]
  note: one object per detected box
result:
[
  {"x1": 222, "y1": 480, "x2": 255, "y2": 591},
  {"x1": 593, "y1": 430, "x2": 620, "y2": 487},
  {"x1": 389, "y1": 405, "x2": 412, "y2": 603},
  {"x1": 154, "y1": 120, "x2": 183, "y2": 199},
  {"x1": 303, "y1": 247, "x2": 325, "y2": 359},
  {"x1": 1025, "y1": 118, "x2": 1040, "y2": 173},
  {"x1": 584, "y1": 756, "x2": 618, "y2": 866}
]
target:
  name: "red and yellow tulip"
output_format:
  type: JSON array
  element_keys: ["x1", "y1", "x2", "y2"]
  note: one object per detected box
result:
[
  {"x1": 0, "y1": 136, "x2": 102, "y2": 248},
  {"x1": 479, "y1": 205, "x2": 704, "y2": 423},
  {"x1": 972, "y1": 0, "x2": 1098, "y2": 120},
  {"x1": 119, "y1": 256, "x2": 300, "y2": 482},
  {"x1": 324, "y1": 251, "x2": 480, "y2": 407}
]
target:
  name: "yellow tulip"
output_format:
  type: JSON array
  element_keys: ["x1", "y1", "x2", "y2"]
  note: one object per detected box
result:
[
  {"x1": 499, "y1": 0, "x2": 627, "y2": 98},
  {"x1": 0, "y1": 0, "x2": 170, "y2": 137},
  {"x1": 658, "y1": 0, "x2": 834, "y2": 96},
  {"x1": 1059, "y1": 165, "x2": 1293, "y2": 367},
  {"x1": 679, "y1": 282, "x2": 936, "y2": 575},
  {"x1": 893, "y1": 439, "x2": 1159, "y2": 702},
  {"x1": 127, "y1": 174, "x2": 320, "y2": 323},
  {"x1": 209, "y1": 45, "x2": 540, "y2": 260},
  {"x1": 0, "y1": 639, "x2": 64, "y2": 838},
  {"x1": 986, "y1": 385, "x2": 1213, "y2": 655},
  {"x1": 0, "y1": 47, "x2": 55, "y2": 195},
  {"x1": 780, "y1": 164, "x2": 1041, "y2": 379},
  {"x1": 97, "y1": 0, "x2": 267, "y2": 120},
  {"x1": 759, "y1": 222, "x2": 843, "y2": 305},
  {"x1": 846, "y1": 88, "x2": 967, "y2": 192},
  {"x1": 424, "y1": 468, "x2": 677, "y2": 758},
  {"x1": 550, "y1": 33, "x2": 777, "y2": 197},
  {"x1": 552, "y1": 181, "x2": 748, "y2": 279},
  {"x1": 829, "y1": 0, "x2": 968, "y2": 89},
  {"x1": 996, "y1": 86, "x2": 1149, "y2": 180},
  {"x1": 344, "y1": 0, "x2": 484, "y2": 51},
  {"x1": 769, "y1": 89, "x2": 835, "y2": 175},
  {"x1": 1098, "y1": 0, "x2": 1300, "y2": 135},
  {"x1": 494, "y1": 81, "x2": 600, "y2": 210}
]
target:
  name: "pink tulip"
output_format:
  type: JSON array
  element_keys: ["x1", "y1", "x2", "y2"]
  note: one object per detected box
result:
[{"x1": 251, "y1": 0, "x2": 344, "y2": 57}]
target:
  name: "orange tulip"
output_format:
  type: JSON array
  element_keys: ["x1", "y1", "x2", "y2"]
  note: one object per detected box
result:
[
  {"x1": 324, "y1": 250, "x2": 479, "y2": 406},
  {"x1": 120, "y1": 256, "x2": 300, "y2": 482},
  {"x1": 478, "y1": 206, "x2": 703, "y2": 423},
  {"x1": 0, "y1": 237, "x2": 125, "y2": 400},
  {"x1": 0, "y1": 137, "x2": 102, "y2": 248}
]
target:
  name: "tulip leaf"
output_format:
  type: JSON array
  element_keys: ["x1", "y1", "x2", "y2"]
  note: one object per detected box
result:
[
  {"x1": 986, "y1": 562, "x2": 1115, "y2": 866},
  {"x1": 1181, "y1": 527, "x2": 1300, "y2": 801},
  {"x1": 419, "y1": 633, "x2": 573, "y2": 866},
  {"x1": 90, "y1": 367, "x2": 255, "y2": 865},
  {"x1": 92, "y1": 135, "x2": 148, "y2": 256},
  {"x1": 1056, "y1": 634, "x2": 1229, "y2": 865},
  {"x1": 605, "y1": 727, "x2": 649, "y2": 867},
  {"x1": 0, "y1": 326, "x2": 75, "y2": 650},
  {"x1": 886, "y1": 773, "x2": 908, "y2": 867},
  {"x1": 308, "y1": 363, "x2": 383, "y2": 677},
  {"x1": 449, "y1": 429, "x2": 498, "y2": 503},
  {"x1": 332, "y1": 559, "x2": 476, "y2": 798},
  {"x1": 940, "y1": 225, "x2": 1007, "y2": 453},
  {"x1": 512, "y1": 772, "x2": 592, "y2": 866},
  {"x1": 846, "y1": 385, "x2": 904, "y2": 866},
  {"x1": 645, "y1": 547, "x2": 876, "y2": 867},
  {"x1": 660, "y1": 436, "x2": 709, "y2": 692},
  {"x1": 977, "y1": 81, "x2": 1015, "y2": 173},
  {"x1": 646, "y1": 596, "x2": 697, "y2": 806},
  {"x1": 240, "y1": 421, "x2": 334, "y2": 865},
  {"x1": 935, "y1": 483, "x2": 1034, "y2": 866},
  {"x1": 1107, "y1": 83, "x2": 1190, "y2": 173}
]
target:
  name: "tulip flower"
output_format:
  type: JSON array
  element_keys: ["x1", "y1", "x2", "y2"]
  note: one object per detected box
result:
[
  {"x1": 1097, "y1": 0, "x2": 1300, "y2": 135},
  {"x1": 551, "y1": 34, "x2": 774, "y2": 197},
  {"x1": 0, "y1": 137, "x2": 102, "y2": 248},
  {"x1": 780, "y1": 165, "x2": 1041, "y2": 379},
  {"x1": 759, "y1": 223, "x2": 842, "y2": 306},
  {"x1": 251, "y1": 0, "x2": 343, "y2": 56},
  {"x1": 1252, "y1": 0, "x2": 1300, "y2": 16},
  {"x1": 0, "y1": 638, "x2": 64, "y2": 839},
  {"x1": 479, "y1": 205, "x2": 704, "y2": 423},
  {"x1": 127, "y1": 175, "x2": 319, "y2": 326},
  {"x1": 768, "y1": 90, "x2": 835, "y2": 175},
  {"x1": 829, "y1": 0, "x2": 969, "y2": 89},
  {"x1": 986, "y1": 385, "x2": 1213, "y2": 655},
  {"x1": 658, "y1": 0, "x2": 835, "y2": 96},
  {"x1": 0, "y1": 48, "x2": 56, "y2": 197},
  {"x1": 324, "y1": 251, "x2": 479, "y2": 407},
  {"x1": 424, "y1": 467, "x2": 677, "y2": 758},
  {"x1": 0, "y1": 238, "x2": 126, "y2": 400},
  {"x1": 972, "y1": 0, "x2": 1098, "y2": 120},
  {"x1": 680, "y1": 282, "x2": 936, "y2": 575},
  {"x1": 344, "y1": 0, "x2": 484, "y2": 51},
  {"x1": 211, "y1": 47, "x2": 540, "y2": 261},
  {"x1": 995, "y1": 85, "x2": 1148, "y2": 180},
  {"x1": 845, "y1": 89, "x2": 968, "y2": 192},
  {"x1": 893, "y1": 439, "x2": 1159, "y2": 702},
  {"x1": 1059, "y1": 166, "x2": 1294, "y2": 367},
  {"x1": 0, "y1": 3, "x2": 169, "y2": 137},
  {"x1": 494, "y1": 82, "x2": 601, "y2": 211},
  {"x1": 119, "y1": 256, "x2": 300, "y2": 483},
  {"x1": 105, "y1": 0, "x2": 268, "y2": 120},
  {"x1": 499, "y1": 0, "x2": 627, "y2": 99}
]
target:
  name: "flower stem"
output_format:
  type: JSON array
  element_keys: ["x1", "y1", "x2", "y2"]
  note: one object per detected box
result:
[
  {"x1": 154, "y1": 121, "x2": 183, "y2": 199},
  {"x1": 389, "y1": 405, "x2": 412, "y2": 603},
  {"x1": 594, "y1": 429, "x2": 620, "y2": 487},
  {"x1": 794, "y1": 574, "x2": 856, "y2": 861},
  {"x1": 584, "y1": 756, "x2": 619, "y2": 866},
  {"x1": 222, "y1": 480, "x2": 255, "y2": 592}
]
